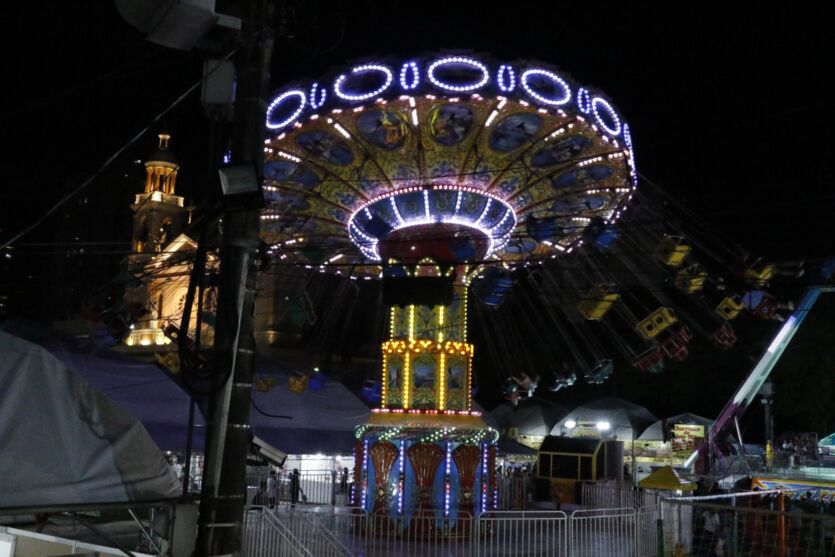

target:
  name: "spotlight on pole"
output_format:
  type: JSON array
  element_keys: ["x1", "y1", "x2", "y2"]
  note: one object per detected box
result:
[
  {"x1": 565, "y1": 419, "x2": 577, "y2": 429},
  {"x1": 596, "y1": 421, "x2": 611, "y2": 431},
  {"x1": 218, "y1": 164, "x2": 264, "y2": 209}
]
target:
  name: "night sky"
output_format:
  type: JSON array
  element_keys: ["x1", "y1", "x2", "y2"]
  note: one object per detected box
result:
[{"x1": 2, "y1": 2, "x2": 834, "y2": 436}]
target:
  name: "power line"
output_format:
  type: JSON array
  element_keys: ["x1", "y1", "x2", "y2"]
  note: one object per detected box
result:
[{"x1": 0, "y1": 43, "x2": 243, "y2": 251}]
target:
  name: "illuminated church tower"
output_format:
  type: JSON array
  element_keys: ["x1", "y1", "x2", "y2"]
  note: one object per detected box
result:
[
  {"x1": 124, "y1": 133, "x2": 203, "y2": 348},
  {"x1": 130, "y1": 133, "x2": 186, "y2": 260}
]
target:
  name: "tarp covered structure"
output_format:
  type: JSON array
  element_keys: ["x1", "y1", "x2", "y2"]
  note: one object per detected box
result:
[
  {"x1": 639, "y1": 412, "x2": 712, "y2": 441},
  {"x1": 1, "y1": 323, "x2": 372, "y2": 457},
  {"x1": 250, "y1": 358, "x2": 371, "y2": 455},
  {"x1": 0, "y1": 330, "x2": 181, "y2": 509},
  {"x1": 2, "y1": 322, "x2": 205, "y2": 453},
  {"x1": 551, "y1": 397, "x2": 657, "y2": 440},
  {"x1": 497, "y1": 437, "x2": 538, "y2": 456}
]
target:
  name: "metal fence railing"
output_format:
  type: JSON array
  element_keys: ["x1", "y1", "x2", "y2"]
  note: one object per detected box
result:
[
  {"x1": 243, "y1": 506, "x2": 661, "y2": 557},
  {"x1": 364, "y1": 511, "x2": 479, "y2": 557},
  {"x1": 0, "y1": 526, "x2": 157, "y2": 557},
  {"x1": 475, "y1": 510, "x2": 568, "y2": 556},
  {"x1": 581, "y1": 480, "x2": 659, "y2": 511},
  {"x1": 244, "y1": 472, "x2": 691, "y2": 514},
  {"x1": 569, "y1": 508, "x2": 657, "y2": 557},
  {"x1": 247, "y1": 471, "x2": 352, "y2": 508},
  {"x1": 244, "y1": 508, "x2": 313, "y2": 557},
  {"x1": 495, "y1": 474, "x2": 529, "y2": 510},
  {"x1": 658, "y1": 497, "x2": 835, "y2": 556},
  {"x1": 716, "y1": 453, "x2": 835, "y2": 483},
  {"x1": 243, "y1": 486, "x2": 835, "y2": 556}
]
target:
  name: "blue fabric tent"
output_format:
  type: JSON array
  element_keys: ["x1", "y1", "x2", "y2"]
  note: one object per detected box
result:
[
  {"x1": 2, "y1": 323, "x2": 370, "y2": 456},
  {"x1": 2, "y1": 322, "x2": 205, "y2": 453}
]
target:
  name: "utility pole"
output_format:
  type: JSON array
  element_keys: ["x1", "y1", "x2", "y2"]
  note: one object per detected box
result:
[
  {"x1": 760, "y1": 381, "x2": 775, "y2": 465},
  {"x1": 196, "y1": 0, "x2": 273, "y2": 554}
]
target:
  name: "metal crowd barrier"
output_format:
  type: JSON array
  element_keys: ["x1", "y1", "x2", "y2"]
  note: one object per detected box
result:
[
  {"x1": 494, "y1": 474, "x2": 529, "y2": 510},
  {"x1": 244, "y1": 508, "x2": 314, "y2": 557},
  {"x1": 247, "y1": 471, "x2": 353, "y2": 508},
  {"x1": 243, "y1": 506, "x2": 661, "y2": 556},
  {"x1": 581, "y1": 480, "x2": 659, "y2": 511},
  {"x1": 659, "y1": 497, "x2": 835, "y2": 556}
]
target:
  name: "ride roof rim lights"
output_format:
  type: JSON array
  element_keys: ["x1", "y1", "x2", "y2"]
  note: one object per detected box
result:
[
  {"x1": 265, "y1": 54, "x2": 628, "y2": 143},
  {"x1": 346, "y1": 184, "x2": 518, "y2": 262}
]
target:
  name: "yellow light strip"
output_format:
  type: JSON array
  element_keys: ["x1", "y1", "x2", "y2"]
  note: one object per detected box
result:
[
  {"x1": 438, "y1": 306, "x2": 445, "y2": 343},
  {"x1": 463, "y1": 287, "x2": 469, "y2": 340},
  {"x1": 408, "y1": 305, "x2": 416, "y2": 341},
  {"x1": 467, "y1": 346, "x2": 474, "y2": 411},
  {"x1": 438, "y1": 352, "x2": 447, "y2": 410},
  {"x1": 389, "y1": 306, "x2": 396, "y2": 339},
  {"x1": 402, "y1": 352, "x2": 411, "y2": 409},
  {"x1": 381, "y1": 352, "x2": 388, "y2": 408}
]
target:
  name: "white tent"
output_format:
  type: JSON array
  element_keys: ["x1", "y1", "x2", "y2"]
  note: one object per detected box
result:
[
  {"x1": 490, "y1": 398, "x2": 567, "y2": 437},
  {"x1": 0, "y1": 331, "x2": 180, "y2": 509},
  {"x1": 551, "y1": 397, "x2": 657, "y2": 441},
  {"x1": 639, "y1": 412, "x2": 712, "y2": 441}
]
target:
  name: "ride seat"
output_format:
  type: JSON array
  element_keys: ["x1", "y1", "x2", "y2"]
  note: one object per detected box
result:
[
  {"x1": 288, "y1": 373, "x2": 309, "y2": 394},
  {"x1": 577, "y1": 285, "x2": 619, "y2": 319},
  {"x1": 633, "y1": 346, "x2": 665, "y2": 373},
  {"x1": 675, "y1": 264, "x2": 707, "y2": 293},
  {"x1": 661, "y1": 335, "x2": 688, "y2": 362},
  {"x1": 715, "y1": 296, "x2": 744, "y2": 320},
  {"x1": 751, "y1": 296, "x2": 780, "y2": 320},
  {"x1": 636, "y1": 307, "x2": 678, "y2": 339},
  {"x1": 743, "y1": 263, "x2": 775, "y2": 287},
  {"x1": 656, "y1": 235, "x2": 690, "y2": 267},
  {"x1": 711, "y1": 323, "x2": 737, "y2": 349}
]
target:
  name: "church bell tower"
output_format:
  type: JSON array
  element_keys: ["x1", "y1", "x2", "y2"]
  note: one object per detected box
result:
[{"x1": 130, "y1": 133, "x2": 187, "y2": 263}]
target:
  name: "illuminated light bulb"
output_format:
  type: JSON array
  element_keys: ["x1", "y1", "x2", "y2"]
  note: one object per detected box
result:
[
  {"x1": 309, "y1": 83, "x2": 327, "y2": 109},
  {"x1": 266, "y1": 89, "x2": 306, "y2": 130},
  {"x1": 334, "y1": 64, "x2": 394, "y2": 102},
  {"x1": 427, "y1": 56, "x2": 490, "y2": 92},
  {"x1": 399, "y1": 61, "x2": 420, "y2": 90},
  {"x1": 333, "y1": 122, "x2": 351, "y2": 139},
  {"x1": 576, "y1": 87, "x2": 592, "y2": 113},
  {"x1": 591, "y1": 96, "x2": 622, "y2": 136},
  {"x1": 276, "y1": 150, "x2": 301, "y2": 163},
  {"x1": 496, "y1": 64, "x2": 516, "y2": 92}
]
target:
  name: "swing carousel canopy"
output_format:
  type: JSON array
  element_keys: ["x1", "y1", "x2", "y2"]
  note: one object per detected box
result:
[{"x1": 262, "y1": 54, "x2": 637, "y2": 276}]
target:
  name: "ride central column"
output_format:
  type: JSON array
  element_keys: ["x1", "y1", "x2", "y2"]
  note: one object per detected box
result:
[{"x1": 382, "y1": 279, "x2": 473, "y2": 411}]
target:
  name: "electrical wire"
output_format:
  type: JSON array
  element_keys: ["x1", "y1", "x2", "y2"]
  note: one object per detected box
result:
[
  {"x1": 250, "y1": 397, "x2": 293, "y2": 419},
  {"x1": 0, "y1": 43, "x2": 244, "y2": 251}
]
